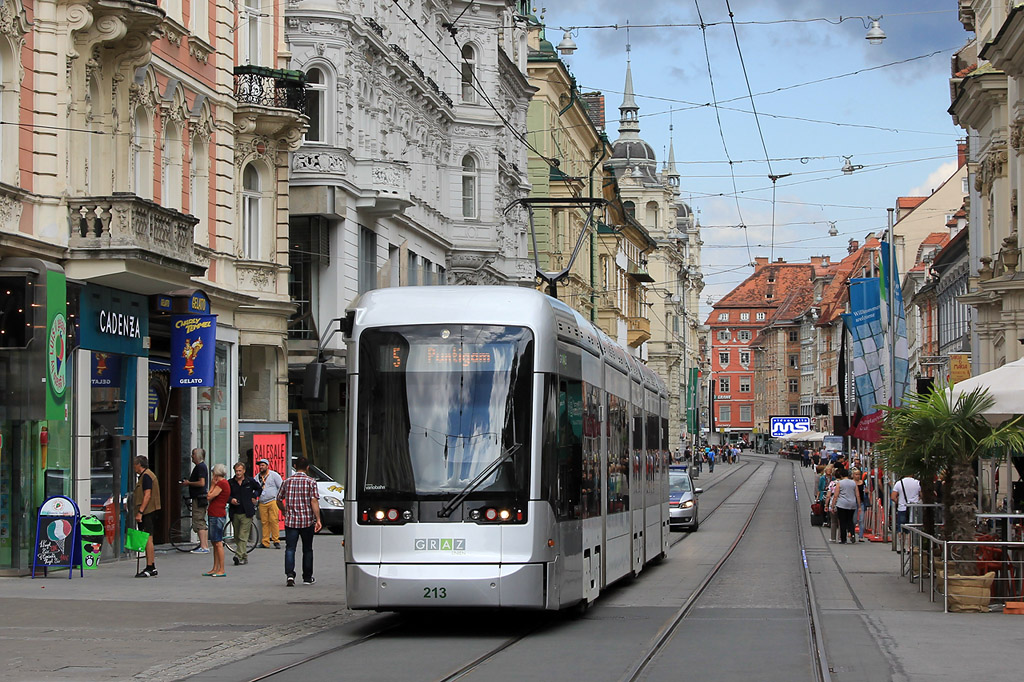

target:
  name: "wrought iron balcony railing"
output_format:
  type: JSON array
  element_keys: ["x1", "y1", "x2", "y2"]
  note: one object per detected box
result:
[{"x1": 233, "y1": 66, "x2": 307, "y2": 114}]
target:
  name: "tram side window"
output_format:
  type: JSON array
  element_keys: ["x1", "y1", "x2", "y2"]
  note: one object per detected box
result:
[
  {"x1": 607, "y1": 394, "x2": 629, "y2": 514},
  {"x1": 581, "y1": 384, "x2": 602, "y2": 518},
  {"x1": 646, "y1": 412, "x2": 659, "y2": 497},
  {"x1": 632, "y1": 412, "x2": 643, "y2": 498},
  {"x1": 541, "y1": 376, "x2": 582, "y2": 520}
]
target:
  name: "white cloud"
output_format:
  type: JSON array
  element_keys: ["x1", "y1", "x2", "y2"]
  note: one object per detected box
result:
[{"x1": 907, "y1": 161, "x2": 958, "y2": 197}]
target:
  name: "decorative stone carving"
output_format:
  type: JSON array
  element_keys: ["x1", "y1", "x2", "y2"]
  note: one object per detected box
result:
[
  {"x1": 189, "y1": 38, "x2": 212, "y2": 64},
  {"x1": 1000, "y1": 232, "x2": 1020, "y2": 274},
  {"x1": 979, "y1": 256, "x2": 994, "y2": 281},
  {"x1": 0, "y1": 191, "x2": 23, "y2": 229},
  {"x1": 237, "y1": 264, "x2": 274, "y2": 291},
  {"x1": 293, "y1": 151, "x2": 347, "y2": 174},
  {"x1": 977, "y1": 145, "x2": 1008, "y2": 192},
  {"x1": 235, "y1": 136, "x2": 277, "y2": 167},
  {"x1": 1011, "y1": 117, "x2": 1024, "y2": 152}
]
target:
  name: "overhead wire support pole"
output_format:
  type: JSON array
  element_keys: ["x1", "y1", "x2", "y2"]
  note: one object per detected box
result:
[{"x1": 505, "y1": 197, "x2": 607, "y2": 300}]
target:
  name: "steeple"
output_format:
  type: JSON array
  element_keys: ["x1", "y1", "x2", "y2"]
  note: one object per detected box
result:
[
  {"x1": 666, "y1": 124, "x2": 680, "y2": 188},
  {"x1": 618, "y1": 32, "x2": 640, "y2": 139}
]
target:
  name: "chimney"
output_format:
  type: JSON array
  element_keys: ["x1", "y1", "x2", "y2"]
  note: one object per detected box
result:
[
  {"x1": 810, "y1": 256, "x2": 824, "y2": 267},
  {"x1": 753, "y1": 256, "x2": 769, "y2": 271},
  {"x1": 957, "y1": 139, "x2": 967, "y2": 169},
  {"x1": 848, "y1": 239, "x2": 859, "y2": 255},
  {"x1": 776, "y1": 257, "x2": 785, "y2": 263},
  {"x1": 580, "y1": 92, "x2": 606, "y2": 132}
]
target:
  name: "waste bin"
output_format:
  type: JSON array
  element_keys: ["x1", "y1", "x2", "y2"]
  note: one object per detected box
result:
[{"x1": 80, "y1": 515, "x2": 104, "y2": 569}]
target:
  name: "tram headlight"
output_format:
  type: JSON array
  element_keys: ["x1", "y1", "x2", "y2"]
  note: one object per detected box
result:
[
  {"x1": 498, "y1": 509, "x2": 511, "y2": 521},
  {"x1": 386, "y1": 508, "x2": 400, "y2": 522},
  {"x1": 484, "y1": 508, "x2": 498, "y2": 521},
  {"x1": 374, "y1": 510, "x2": 386, "y2": 521}
]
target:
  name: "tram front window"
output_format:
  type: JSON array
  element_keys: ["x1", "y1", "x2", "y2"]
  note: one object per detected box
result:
[{"x1": 357, "y1": 325, "x2": 533, "y2": 503}]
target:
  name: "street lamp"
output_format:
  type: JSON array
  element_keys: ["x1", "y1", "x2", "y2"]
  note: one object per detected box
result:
[
  {"x1": 841, "y1": 156, "x2": 864, "y2": 175},
  {"x1": 556, "y1": 30, "x2": 577, "y2": 55},
  {"x1": 865, "y1": 17, "x2": 886, "y2": 45}
]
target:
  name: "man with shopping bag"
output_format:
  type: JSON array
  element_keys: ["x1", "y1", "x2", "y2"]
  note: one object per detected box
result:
[{"x1": 132, "y1": 456, "x2": 161, "y2": 577}]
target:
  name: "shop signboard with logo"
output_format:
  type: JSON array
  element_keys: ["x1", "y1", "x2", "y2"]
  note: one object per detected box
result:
[
  {"x1": 769, "y1": 415, "x2": 811, "y2": 438},
  {"x1": 45, "y1": 270, "x2": 67, "y2": 421},
  {"x1": 949, "y1": 353, "x2": 971, "y2": 384},
  {"x1": 79, "y1": 287, "x2": 149, "y2": 357},
  {"x1": 170, "y1": 315, "x2": 217, "y2": 386},
  {"x1": 32, "y1": 495, "x2": 82, "y2": 578}
]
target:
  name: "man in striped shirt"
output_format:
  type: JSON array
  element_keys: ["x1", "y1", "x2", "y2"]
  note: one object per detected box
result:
[{"x1": 276, "y1": 456, "x2": 322, "y2": 586}]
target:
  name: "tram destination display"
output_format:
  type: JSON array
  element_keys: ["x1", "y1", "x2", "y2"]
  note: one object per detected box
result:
[{"x1": 380, "y1": 342, "x2": 514, "y2": 372}]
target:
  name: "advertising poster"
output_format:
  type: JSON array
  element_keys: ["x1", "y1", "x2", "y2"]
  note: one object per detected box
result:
[
  {"x1": 170, "y1": 315, "x2": 217, "y2": 387},
  {"x1": 880, "y1": 242, "x2": 910, "y2": 407},
  {"x1": 253, "y1": 433, "x2": 288, "y2": 476},
  {"x1": 91, "y1": 352, "x2": 122, "y2": 388},
  {"x1": 45, "y1": 270, "x2": 67, "y2": 421}
]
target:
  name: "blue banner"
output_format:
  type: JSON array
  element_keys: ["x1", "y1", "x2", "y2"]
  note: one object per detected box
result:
[
  {"x1": 880, "y1": 242, "x2": 910, "y2": 407},
  {"x1": 170, "y1": 315, "x2": 216, "y2": 387},
  {"x1": 844, "y1": 278, "x2": 885, "y2": 416}
]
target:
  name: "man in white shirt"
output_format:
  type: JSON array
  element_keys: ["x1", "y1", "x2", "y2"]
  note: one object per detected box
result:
[{"x1": 890, "y1": 475, "x2": 922, "y2": 535}]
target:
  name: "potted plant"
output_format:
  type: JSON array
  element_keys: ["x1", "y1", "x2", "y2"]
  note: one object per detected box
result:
[{"x1": 879, "y1": 384, "x2": 1024, "y2": 574}]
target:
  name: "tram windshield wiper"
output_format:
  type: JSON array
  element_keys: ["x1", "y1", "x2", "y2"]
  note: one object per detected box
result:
[{"x1": 437, "y1": 443, "x2": 521, "y2": 518}]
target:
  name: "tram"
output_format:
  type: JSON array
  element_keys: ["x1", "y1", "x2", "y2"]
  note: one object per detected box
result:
[{"x1": 342, "y1": 286, "x2": 670, "y2": 610}]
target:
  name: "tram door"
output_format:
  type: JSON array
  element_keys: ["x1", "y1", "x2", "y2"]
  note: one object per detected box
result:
[{"x1": 631, "y1": 410, "x2": 644, "y2": 574}]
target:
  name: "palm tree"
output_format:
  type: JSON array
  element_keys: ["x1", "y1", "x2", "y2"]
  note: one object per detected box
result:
[{"x1": 879, "y1": 384, "x2": 1024, "y2": 573}]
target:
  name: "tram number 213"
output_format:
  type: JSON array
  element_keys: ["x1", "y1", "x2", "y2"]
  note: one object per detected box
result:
[{"x1": 423, "y1": 587, "x2": 448, "y2": 599}]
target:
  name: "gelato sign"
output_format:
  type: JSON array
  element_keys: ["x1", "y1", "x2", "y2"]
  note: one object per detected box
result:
[{"x1": 170, "y1": 314, "x2": 217, "y2": 386}]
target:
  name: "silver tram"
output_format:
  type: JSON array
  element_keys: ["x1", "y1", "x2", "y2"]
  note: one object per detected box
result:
[{"x1": 342, "y1": 286, "x2": 670, "y2": 610}]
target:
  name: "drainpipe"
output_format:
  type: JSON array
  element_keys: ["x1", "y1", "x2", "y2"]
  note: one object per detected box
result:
[{"x1": 587, "y1": 135, "x2": 608, "y2": 322}]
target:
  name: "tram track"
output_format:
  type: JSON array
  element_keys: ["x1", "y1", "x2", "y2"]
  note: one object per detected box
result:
[
  {"x1": 619, "y1": 455, "x2": 835, "y2": 682},
  {"x1": 237, "y1": 457, "x2": 775, "y2": 682}
]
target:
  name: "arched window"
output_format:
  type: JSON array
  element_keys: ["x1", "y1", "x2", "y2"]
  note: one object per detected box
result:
[
  {"x1": 623, "y1": 201, "x2": 635, "y2": 220},
  {"x1": 132, "y1": 107, "x2": 153, "y2": 199},
  {"x1": 461, "y1": 154, "x2": 477, "y2": 218},
  {"x1": 461, "y1": 44, "x2": 477, "y2": 102},
  {"x1": 305, "y1": 67, "x2": 326, "y2": 143},
  {"x1": 242, "y1": 163, "x2": 262, "y2": 259},
  {"x1": 162, "y1": 122, "x2": 183, "y2": 211},
  {"x1": 646, "y1": 201, "x2": 659, "y2": 230},
  {"x1": 190, "y1": 137, "x2": 209, "y2": 244},
  {"x1": 0, "y1": 42, "x2": 18, "y2": 184}
]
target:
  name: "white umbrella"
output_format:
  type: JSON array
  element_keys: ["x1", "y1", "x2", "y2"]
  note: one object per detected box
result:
[{"x1": 947, "y1": 357, "x2": 1024, "y2": 425}]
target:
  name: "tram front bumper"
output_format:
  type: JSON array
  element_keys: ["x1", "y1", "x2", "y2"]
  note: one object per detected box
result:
[{"x1": 347, "y1": 562, "x2": 545, "y2": 609}]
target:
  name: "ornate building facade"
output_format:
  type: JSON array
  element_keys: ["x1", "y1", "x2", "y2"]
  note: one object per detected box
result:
[
  {"x1": 0, "y1": 0, "x2": 304, "y2": 572},
  {"x1": 284, "y1": 0, "x2": 535, "y2": 479}
]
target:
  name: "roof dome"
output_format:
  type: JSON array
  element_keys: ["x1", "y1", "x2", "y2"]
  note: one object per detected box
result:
[
  {"x1": 537, "y1": 38, "x2": 556, "y2": 54},
  {"x1": 611, "y1": 139, "x2": 656, "y2": 161}
]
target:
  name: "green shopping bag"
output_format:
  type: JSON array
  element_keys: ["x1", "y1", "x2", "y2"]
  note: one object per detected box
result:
[{"x1": 125, "y1": 528, "x2": 150, "y2": 553}]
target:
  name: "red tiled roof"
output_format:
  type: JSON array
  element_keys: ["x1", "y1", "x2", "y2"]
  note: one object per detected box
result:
[
  {"x1": 816, "y1": 236, "x2": 883, "y2": 325},
  {"x1": 921, "y1": 232, "x2": 950, "y2": 247},
  {"x1": 954, "y1": 63, "x2": 978, "y2": 78},
  {"x1": 897, "y1": 197, "x2": 927, "y2": 210},
  {"x1": 704, "y1": 262, "x2": 815, "y2": 325}
]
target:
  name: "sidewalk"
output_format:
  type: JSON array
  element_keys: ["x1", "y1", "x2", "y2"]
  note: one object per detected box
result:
[
  {"x1": 795, "y1": 462, "x2": 1022, "y2": 682},
  {"x1": 0, "y1": 533, "x2": 361, "y2": 681}
]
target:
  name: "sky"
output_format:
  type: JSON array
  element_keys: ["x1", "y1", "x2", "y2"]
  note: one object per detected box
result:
[{"x1": 537, "y1": 0, "x2": 968, "y2": 318}]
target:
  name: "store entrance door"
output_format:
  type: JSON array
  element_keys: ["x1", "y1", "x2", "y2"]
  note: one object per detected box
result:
[{"x1": 90, "y1": 351, "x2": 128, "y2": 559}]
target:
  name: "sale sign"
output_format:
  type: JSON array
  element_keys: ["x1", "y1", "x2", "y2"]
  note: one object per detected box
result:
[{"x1": 253, "y1": 433, "x2": 288, "y2": 476}]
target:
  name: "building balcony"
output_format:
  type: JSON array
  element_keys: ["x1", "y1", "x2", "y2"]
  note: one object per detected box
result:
[
  {"x1": 71, "y1": 0, "x2": 165, "y2": 58},
  {"x1": 627, "y1": 315, "x2": 651, "y2": 347},
  {"x1": 352, "y1": 159, "x2": 413, "y2": 215},
  {"x1": 66, "y1": 193, "x2": 206, "y2": 293},
  {"x1": 233, "y1": 66, "x2": 308, "y2": 147},
  {"x1": 626, "y1": 260, "x2": 655, "y2": 283}
]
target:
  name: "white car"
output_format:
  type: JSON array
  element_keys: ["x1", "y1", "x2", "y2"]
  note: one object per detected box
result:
[{"x1": 306, "y1": 464, "x2": 345, "y2": 534}]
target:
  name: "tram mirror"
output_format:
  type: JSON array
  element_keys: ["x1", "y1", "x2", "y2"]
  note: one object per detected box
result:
[{"x1": 303, "y1": 361, "x2": 327, "y2": 402}]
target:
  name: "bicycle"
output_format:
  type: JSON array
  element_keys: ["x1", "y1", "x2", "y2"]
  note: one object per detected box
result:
[
  {"x1": 169, "y1": 494, "x2": 204, "y2": 552},
  {"x1": 224, "y1": 515, "x2": 261, "y2": 558}
]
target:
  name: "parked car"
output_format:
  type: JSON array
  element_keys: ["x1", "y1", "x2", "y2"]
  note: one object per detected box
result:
[
  {"x1": 669, "y1": 464, "x2": 702, "y2": 531},
  {"x1": 304, "y1": 464, "x2": 345, "y2": 534}
]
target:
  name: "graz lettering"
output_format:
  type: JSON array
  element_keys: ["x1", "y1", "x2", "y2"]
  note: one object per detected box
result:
[{"x1": 414, "y1": 538, "x2": 466, "y2": 552}]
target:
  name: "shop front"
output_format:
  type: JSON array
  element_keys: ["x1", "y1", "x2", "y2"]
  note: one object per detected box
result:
[
  {"x1": 72, "y1": 285, "x2": 150, "y2": 560},
  {"x1": 0, "y1": 258, "x2": 70, "y2": 574}
]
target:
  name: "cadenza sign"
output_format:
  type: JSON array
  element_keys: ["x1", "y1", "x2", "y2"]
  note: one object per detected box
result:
[{"x1": 769, "y1": 415, "x2": 811, "y2": 438}]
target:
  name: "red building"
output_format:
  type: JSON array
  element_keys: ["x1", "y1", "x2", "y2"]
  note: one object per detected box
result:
[{"x1": 705, "y1": 258, "x2": 816, "y2": 444}]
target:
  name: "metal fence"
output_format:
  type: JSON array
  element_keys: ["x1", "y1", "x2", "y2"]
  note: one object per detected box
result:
[{"x1": 901, "y1": 524, "x2": 1024, "y2": 612}]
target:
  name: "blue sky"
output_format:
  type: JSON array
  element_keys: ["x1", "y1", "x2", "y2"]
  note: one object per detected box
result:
[{"x1": 538, "y1": 1, "x2": 967, "y2": 314}]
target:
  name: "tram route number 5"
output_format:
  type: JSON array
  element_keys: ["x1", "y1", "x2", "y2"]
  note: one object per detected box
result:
[{"x1": 423, "y1": 587, "x2": 447, "y2": 599}]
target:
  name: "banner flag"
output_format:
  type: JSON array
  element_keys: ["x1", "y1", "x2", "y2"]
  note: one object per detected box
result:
[
  {"x1": 880, "y1": 242, "x2": 910, "y2": 407},
  {"x1": 170, "y1": 315, "x2": 217, "y2": 386}
]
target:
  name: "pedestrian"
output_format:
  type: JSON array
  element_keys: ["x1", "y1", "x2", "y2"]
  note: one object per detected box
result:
[
  {"x1": 851, "y1": 463, "x2": 868, "y2": 540},
  {"x1": 824, "y1": 465, "x2": 839, "y2": 541},
  {"x1": 132, "y1": 455, "x2": 161, "y2": 578},
  {"x1": 277, "y1": 456, "x2": 322, "y2": 586},
  {"x1": 890, "y1": 473, "x2": 922, "y2": 542},
  {"x1": 708, "y1": 448, "x2": 716, "y2": 473},
  {"x1": 180, "y1": 447, "x2": 210, "y2": 554},
  {"x1": 257, "y1": 458, "x2": 284, "y2": 549},
  {"x1": 204, "y1": 463, "x2": 230, "y2": 577},
  {"x1": 832, "y1": 468, "x2": 861, "y2": 544},
  {"x1": 228, "y1": 461, "x2": 262, "y2": 566}
]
